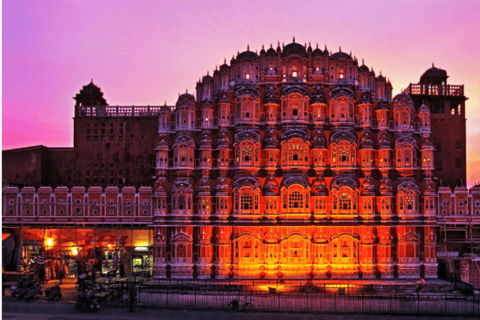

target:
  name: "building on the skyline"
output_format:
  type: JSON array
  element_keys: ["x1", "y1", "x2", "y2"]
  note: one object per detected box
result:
[{"x1": 3, "y1": 40, "x2": 478, "y2": 285}]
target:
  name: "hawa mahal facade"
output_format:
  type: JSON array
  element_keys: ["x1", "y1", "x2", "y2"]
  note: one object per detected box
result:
[{"x1": 4, "y1": 40, "x2": 474, "y2": 281}]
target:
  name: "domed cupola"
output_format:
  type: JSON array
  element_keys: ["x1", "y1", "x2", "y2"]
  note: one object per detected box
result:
[
  {"x1": 215, "y1": 177, "x2": 230, "y2": 196},
  {"x1": 378, "y1": 133, "x2": 391, "y2": 149},
  {"x1": 155, "y1": 138, "x2": 169, "y2": 151},
  {"x1": 421, "y1": 138, "x2": 434, "y2": 150},
  {"x1": 419, "y1": 103, "x2": 430, "y2": 114},
  {"x1": 197, "y1": 181, "x2": 212, "y2": 196},
  {"x1": 311, "y1": 85, "x2": 326, "y2": 104},
  {"x1": 312, "y1": 44, "x2": 323, "y2": 57},
  {"x1": 264, "y1": 128, "x2": 279, "y2": 149},
  {"x1": 392, "y1": 92, "x2": 413, "y2": 109},
  {"x1": 423, "y1": 184, "x2": 436, "y2": 197},
  {"x1": 74, "y1": 80, "x2": 108, "y2": 107},
  {"x1": 360, "y1": 131, "x2": 374, "y2": 149},
  {"x1": 358, "y1": 61, "x2": 369, "y2": 73},
  {"x1": 265, "y1": 85, "x2": 279, "y2": 104},
  {"x1": 219, "y1": 95, "x2": 230, "y2": 104},
  {"x1": 380, "y1": 178, "x2": 393, "y2": 196},
  {"x1": 199, "y1": 132, "x2": 212, "y2": 148},
  {"x1": 361, "y1": 177, "x2": 376, "y2": 196},
  {"x1": 266, "y1": 44, "x2": 277, "y2": 57},
  {"x1": 312, "y1": 129, "x2": 327, "y2": 149},
  {"x1": 263, "y1": 176, "x2": 279, "y2": 196},
  {"x1": 216, "y1": 129, "x2": 231, "y2": 148},
  {"x1": 236, "y1": 49, "x2": 260, "y2": 62},
  {"x1": 281, "y1": 40, "x2": 307, "y2": 58},
  {"x1": 330, "y1": 51, "x2": 353, "y2": 61},
  {"x1": 176, "y1": 92, "x2": 196, "y2": 107}
]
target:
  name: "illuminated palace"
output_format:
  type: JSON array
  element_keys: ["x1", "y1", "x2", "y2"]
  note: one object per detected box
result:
[{"x1": 4, "y1": 40, "x2": 477, "y2": 282}]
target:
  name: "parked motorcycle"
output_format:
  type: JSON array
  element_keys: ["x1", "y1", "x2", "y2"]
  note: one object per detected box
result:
[
  {"x1": 75, "y1": 287, "x2": 100, "y2": 312},
  {"x1": 11, "y1": 279, "x2": 33, "y2": 299},
  {"x1": 45, "y1": 280, "x2": 62, "y2": 301},
  {"x1": 24, "y1": 281, "x2": 43, "y2": 300}
]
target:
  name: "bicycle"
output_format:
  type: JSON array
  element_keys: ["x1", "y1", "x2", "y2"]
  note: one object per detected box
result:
[
  {"x1": 227, "y1": 299, "x2": 254, "y2": 312},
  {"x1": 114, "y1": 293, "x2": 144, "y2": 312}
]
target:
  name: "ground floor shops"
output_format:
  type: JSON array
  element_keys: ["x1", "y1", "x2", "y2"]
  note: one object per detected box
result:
[{"x1": 2, "y1": 226, "x2": 153, "y2": 280}]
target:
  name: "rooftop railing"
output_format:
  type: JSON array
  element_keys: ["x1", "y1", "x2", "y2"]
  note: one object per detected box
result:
[{"x1": 404, "y1": 84, "x2": 464, "y2": 97}]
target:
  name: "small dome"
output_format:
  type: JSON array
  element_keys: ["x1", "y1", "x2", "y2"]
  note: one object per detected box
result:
[
  {"x1": 202, "y1": 74, "x2": 213, "y2": 82},
  {"x1": 265, "y1": 129, "x2": 279, "y2": 148},
  {"x1": 219, "y1": 95, "x2": 230, "y2": 104},
  {"x1": 266, "y1": 46, "x2": 277, "y2": 57},
  {"x1": 215, "y1": 178, "x2": 230, "y2": 195},
  {"x1": 155, "y1": 139, "x2": 169, "y2": 150},
  {"x1": 419, "y1": 104, "x2": 430, "y2": 113},
  {"x1": 201, "y1": 100, "x2": 213, "y2": 109},
  {"x1": 312, "y1": 129, "x2": 327, "y2": 148},
  {"x1": 311, "y1": 86, "x2": 326, "y2": 104},
  {"x1": 392, "y1": 92, "x2": 413, "y2": 108},
  {"x1": 378, "y1": 133, "x2": 391, "y2": 149},
  {"x1": 421, "y1": 139, "x2": 434, "y2": 149},
  {"x1": 420, "y1": 65, "x2": 447, "y2": 84},
  {"x1": 358, "y1": 63, "x2": 369, "y2": 73},
  {"x1": 360, "y1": 131, "x2": 374, "y2": 149},
  {"x1": 330, "y1": 51, "x2": 353, "y2": 61},
  {"x1": 154, "y1": 185, "x2": 167, "y2": 196},
  {"x1": 199, "y1": 132, "x2": 212, "y2": 148},
  {"x1": 376, "y1": 74, "x2": 386, "y2": 82},
  {"x1": 281, "y1": 42, "x2": 307, "y2": 58},
  {"x1": 219, "y1": 62, "x2": 230, "y2": 72},
  {"x1": 198, "y1": 181, "x2": 211, "y2": 196},
  {"x1": 358, "y1": 93, "x2": 371, "y2": 104},
  {"x1": 264, "y1": 85, "x2": 279, "y2": 104},
  {"x1": 423, "y1": 185, "x2": 436, "y2": 196},
  {"x1": 215, "y1": 129, "x2": 230, "y2": 149},
  {"x1": 361, "y1": 177, "x2": 376, "y2": 196},
  {"x1": 312, "y1": 45, "x2": 323, "y2": 57},
  {"x1": 176, "y1": 93, "x2": 196, "y2": 106},
  {"x1": 380, "y1": 178, "x2": 393, "y2": 196},
  {"x1": 236, "y1": 50, "x2": 259, "y2": 62}
]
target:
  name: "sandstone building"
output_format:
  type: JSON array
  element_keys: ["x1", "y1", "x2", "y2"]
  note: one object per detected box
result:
[{"x1": 3, "y1": 40, "x2": 477, "y2": 283}]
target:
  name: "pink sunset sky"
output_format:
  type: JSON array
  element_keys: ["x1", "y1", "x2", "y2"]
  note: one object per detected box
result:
[{"x1": 3, "y1": 0, "x2": 480, "y2": 185}]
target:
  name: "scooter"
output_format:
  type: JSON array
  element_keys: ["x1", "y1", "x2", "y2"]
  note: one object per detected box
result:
[
  {"x1": 24, "y1": 281, "x2": 43, "y2": 300},
  {"x1": 75, "y1": 287, "x2": 100, "y2": 312},
  {"x1": 45, "y1": 280, "x2": 62, "y2": 301}
]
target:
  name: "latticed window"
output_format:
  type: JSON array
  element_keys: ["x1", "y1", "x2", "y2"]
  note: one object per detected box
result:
[
  {"x1": 241, "y1": 193, "x2": 253, "y2": 211},
  {"x1": 339, "y1": 192, "x2": 351, "y2": 210},
  {"x1": 289, "y1": 191, "x2": 304, "y2": 209},
  {"x1": 178, "y1": 195, "x2": 186, "y2": 210},
  {"x1": 241, "y1": 145, "x2": 253, "y2": 164},
  {"x1": 406, "y1": 193, "x2": 415, "y2": 212}
]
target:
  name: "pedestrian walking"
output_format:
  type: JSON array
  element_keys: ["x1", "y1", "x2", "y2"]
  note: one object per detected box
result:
[{"x1": 415, "y1": 278, "x2": 426, "y2": 295}]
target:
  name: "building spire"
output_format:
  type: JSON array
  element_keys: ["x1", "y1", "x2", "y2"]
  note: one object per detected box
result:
[
  {"x1": 247, "y1": 44, "x2": 249, "y2": 51},
  {"x1": 293, "y1": 36, "x2": 295, "y2": 43}
]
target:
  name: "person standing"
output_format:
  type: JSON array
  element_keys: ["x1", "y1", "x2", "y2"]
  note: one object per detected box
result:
[{"x1": 37, "y1": 253, "x2": 46, "y2": 284}]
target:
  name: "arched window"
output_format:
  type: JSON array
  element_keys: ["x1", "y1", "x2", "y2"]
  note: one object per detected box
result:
[
  {"x1": 289, "y1": 191, "x2": 303, "y2": 209},
  {"x1": 242, "y1": 64, "x2": 254, "y2": 81},
  {"x1": 240, "y1": 97, "x2": 254, "y2": 120},
  {"x1": 282, "y1": 185, "x2": 308, "y2": 213}
]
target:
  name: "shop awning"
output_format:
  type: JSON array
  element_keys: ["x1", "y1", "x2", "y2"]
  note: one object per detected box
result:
[{"x1": 85, "y1": 236, "x2": 128, "y2": 247}]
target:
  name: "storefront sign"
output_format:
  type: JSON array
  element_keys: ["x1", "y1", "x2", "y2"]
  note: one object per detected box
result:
[{"x1": 134, "y1": 246, "x2": 148, "y2": 251}]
